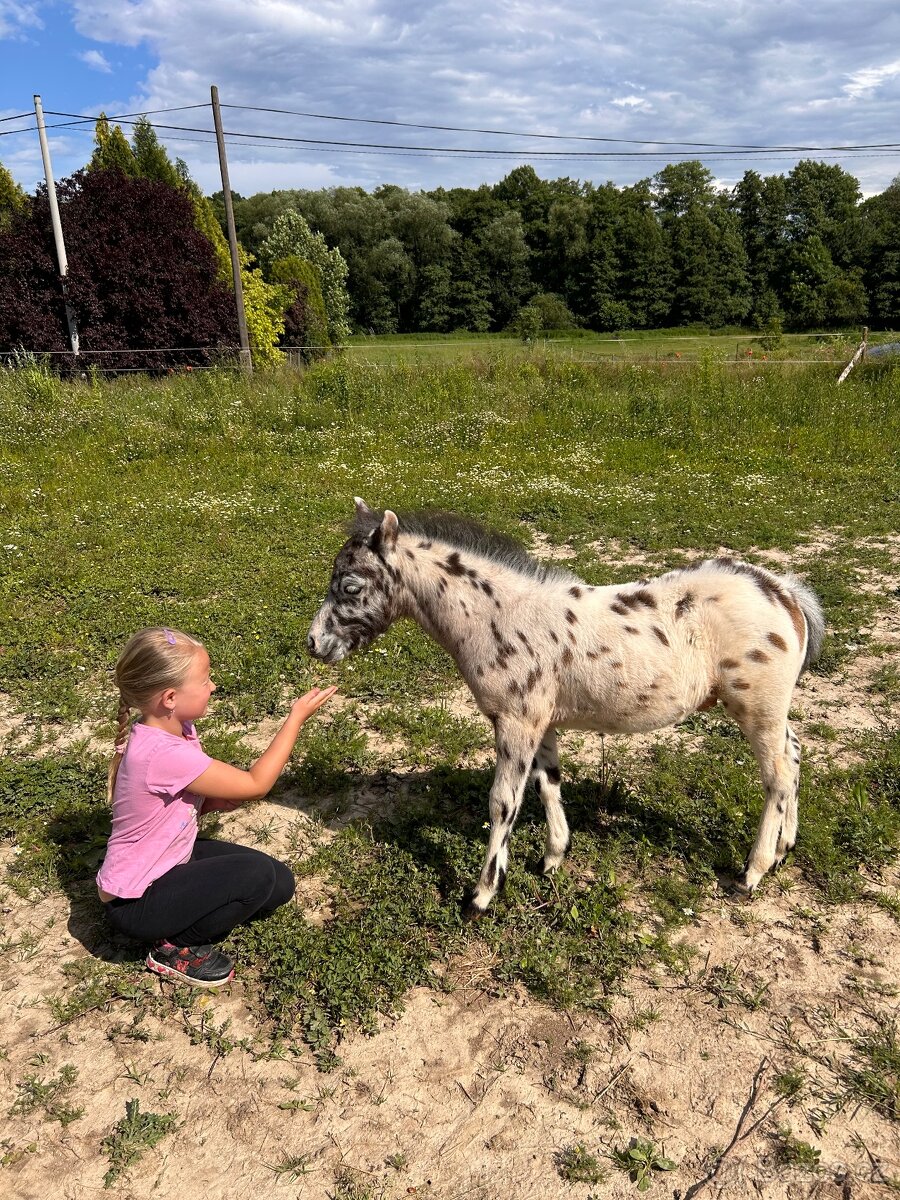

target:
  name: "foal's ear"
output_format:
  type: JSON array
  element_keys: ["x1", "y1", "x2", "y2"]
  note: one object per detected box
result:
[
  {"x1": 368, "y1": 509, "x2": 399, "y2": 556},
  {"x1": 354, "y1": 497, "x2": 372, "y2": 516}
]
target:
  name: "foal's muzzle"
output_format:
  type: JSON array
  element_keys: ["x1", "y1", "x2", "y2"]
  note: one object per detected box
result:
[{"x1": 306, "y1": 631, "x2": 348, "y2": 665}]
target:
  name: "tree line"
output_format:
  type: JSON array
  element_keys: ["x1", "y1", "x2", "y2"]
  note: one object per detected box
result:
[
  {"x1": 2, "y1": 115, "x2": 898, "y2": 372},
  {"x1": 221, "y1": 161, "x2": 900, "y2": 336}
]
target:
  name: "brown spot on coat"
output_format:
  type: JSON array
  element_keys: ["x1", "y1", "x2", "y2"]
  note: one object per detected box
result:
[
  {"x1": 720, "y1": 658, "x2": 740, "y2": 669},
  {"x1": 611, "y1": 602, "x2": 628, "y2": 616},
  {"x1": 768, "y1": 632, "x2": 789, "y2": 652},
  {"x1": 565, "y1": 608, "x2": 577, "y2": 624},
  {"x1": 442, "y1": 551, "x2": 466, "y2": 576},
  {"x1": 624, "y1": 625, "x2": 640, "y2": 635},
  {"x1": 747, "y1": 648, "x2": 769, "y2": 663},
  {"x1": 561, "y1": 647, "x2": 574, "y2": 666},
  {"x1": 569, "y1": 586, "x2": 582, "y2": 598},
  {"x1": 732, "y1": 679, "x2": 751, "y2": 690},
  {"x1": 779, "y1": 592, "x2": 806, "y2": 646},
  {"x1": 634, "y1": 589, "x2": 657, "y2": 609},
  {"x1": 697, "y1": 689, "x2": 718, "y2": 711},
  {"x1": 652, "y1": 626, "x2": 670, "y2": 647},
  {"x1": 675, "y1": 592, "x2": 694, "y2": 618}
]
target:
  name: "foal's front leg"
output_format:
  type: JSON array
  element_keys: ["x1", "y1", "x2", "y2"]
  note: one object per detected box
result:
[{"x1": 464, "y1": 717, "x2": 541, "y2": 919}]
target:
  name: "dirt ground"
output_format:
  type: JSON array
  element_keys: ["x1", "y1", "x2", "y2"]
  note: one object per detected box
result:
[{"x1": 2, "y1": 541, "x2": 898, "y2": 1199}]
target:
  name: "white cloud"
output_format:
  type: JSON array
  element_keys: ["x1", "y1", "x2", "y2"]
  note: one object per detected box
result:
[
  {"x1": 0, "y1": 0, "x2": 41, "y2": 38},
  {"x1": 8, "y1": 1, "x2": 899, "y2": 195},
  {"x1": 79, "y1": 48, "x2": 113, "y2": 72},
  {"x1": 843, "y1": 57, "x2": 900, "y2": 100},
  {"x1": 611, "y1": 95, "x2": 651, "y2": 110}
]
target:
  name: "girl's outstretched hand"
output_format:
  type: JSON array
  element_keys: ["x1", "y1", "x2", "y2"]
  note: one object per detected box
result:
[{"x1": 291, "y1": 686, "x2": 338, "y2": 722}]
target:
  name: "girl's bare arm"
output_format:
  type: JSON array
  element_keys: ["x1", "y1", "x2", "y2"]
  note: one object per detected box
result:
[{"x1": 189, "y1": 687, "x2": 337, "y2": 805}]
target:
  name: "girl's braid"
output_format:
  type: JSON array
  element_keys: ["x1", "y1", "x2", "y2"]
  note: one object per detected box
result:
[{"x1": 107, "y1": 696, "x2": 132, "y2": 805}]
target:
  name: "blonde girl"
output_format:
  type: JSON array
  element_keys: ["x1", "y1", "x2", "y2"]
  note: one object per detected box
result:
[{"x1": 97, "y1": 627, "x2": 336, "y2": 988}]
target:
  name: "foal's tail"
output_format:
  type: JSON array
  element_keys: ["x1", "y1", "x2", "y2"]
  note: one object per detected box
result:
[{"x1": 783, "y1": 574, "x2": 826, "y2": 674}]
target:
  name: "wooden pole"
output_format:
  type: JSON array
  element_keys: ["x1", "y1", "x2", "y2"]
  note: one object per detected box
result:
[
  {"x1": 210, "y1": 85, "x2": 252, "y2": 373},
  {"x1": 837, "y1": 326, "x2": 869, "y2": 384},
  {"x1": 33, "y1": 95, "x2": 79, "y2": 358}
]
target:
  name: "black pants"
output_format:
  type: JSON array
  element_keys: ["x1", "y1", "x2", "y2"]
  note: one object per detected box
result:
[{"x1": 104, "y1": 839, "x2": 295, "y2": 946}]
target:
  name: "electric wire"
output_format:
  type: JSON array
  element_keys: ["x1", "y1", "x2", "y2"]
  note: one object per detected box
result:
[
  {"x1": 219, "y1": 103, "x2": 900, "y2": 152},
  {"x1": 28, "y1": 110, "x2": 900, "y2": 157}
]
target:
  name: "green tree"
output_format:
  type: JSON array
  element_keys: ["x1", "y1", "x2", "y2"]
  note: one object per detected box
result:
[
  {"x1": 861, "y1": 175, "x2": 900, "y2": 326},
  {"x1": 259, "y1": 210, "x2": 351, "y2": 343},
  {"x1": 89, "y1": 114, "x2": 138, "y2": 176},
  {"x1": 269, "y1": 255, "x2": 330, "y2": 359},
  {"x1": 416, "y1": 261, "x2": 454, "y2": 332},
  {"x1": 478, "y1": 209, "x2": 531, "y2": 328},
  {"x1": 445, "y1": 240, "x2": 492, "y2": 331},
  {"x1": 782, "y1": 162, "x2": 867, "y2": 328},
  {"x1": 511, "y1": 303, "x2": 542, "y2": 341},
  {"x1": 733, "y1": 170, "x2": 789, "y2": 325},
  {"x1": 131, "y1": 117, "x2": 180, "y2": 188},
  {"x1": 0, "y1": 161, "x2": 26, "y2": 233},
  {"x1": 784, "y1": 235, "x2": 835, "y2": 327},
  {"x1": 616, "y1": 180, "x2": 674, "y2": 328},
  {"x1": 653, "y1": 162, "x2": 750, "y2": 326},
  {"x1": 529, "y1": 292, "x2": 577, "y2": 329}
]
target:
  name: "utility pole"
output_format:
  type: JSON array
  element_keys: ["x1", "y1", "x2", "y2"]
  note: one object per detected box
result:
[
  {"x1": 210, "y1": 85, "x2": 252, "y2": 373},
  {"x1": 33, "y1": 94, "x2": 79, "y2": 358}
]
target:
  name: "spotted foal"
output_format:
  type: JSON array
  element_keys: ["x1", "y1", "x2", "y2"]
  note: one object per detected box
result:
[{"x1": 307, "y1": 501, "x2": 825, "y2": 917}]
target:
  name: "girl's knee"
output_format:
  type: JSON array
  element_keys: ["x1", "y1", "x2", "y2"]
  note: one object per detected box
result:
[{"x1": 271, "y1": 861, "x2": 296, "y2": 907}]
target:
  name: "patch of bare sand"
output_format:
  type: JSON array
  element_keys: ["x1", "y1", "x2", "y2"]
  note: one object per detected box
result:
[{"x1": 3, "y1": 860, "x2": 899, "y2": 1199}]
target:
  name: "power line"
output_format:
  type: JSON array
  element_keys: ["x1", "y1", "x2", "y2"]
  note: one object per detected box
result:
[
  {"x1": 0, "y1": 104, "x2": 209, "y2": 138},
  {"x1": 219, "y1": 102, "x2": 900, "y2": 153},
  {"x1": 29, "y1": 110, "x2": 900, "y2": 156},
  {"x1": 29, "y1": 113, "x2": 900, "y2": 157}
]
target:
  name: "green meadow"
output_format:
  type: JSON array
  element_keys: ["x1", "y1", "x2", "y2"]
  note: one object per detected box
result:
[{"x1": 1, "y1": 351, "x2": 898, "y2": 1064}]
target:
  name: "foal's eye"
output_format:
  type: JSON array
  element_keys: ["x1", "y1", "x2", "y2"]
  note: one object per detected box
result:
[{"x1": 343, "y1": 581, "x2": 363, "y2": 596}]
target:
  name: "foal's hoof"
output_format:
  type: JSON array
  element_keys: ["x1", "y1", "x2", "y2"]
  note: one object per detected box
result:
[
  {"x1": 536, "y1": 855, "x2": 563, "y2": 877},
  {"x1": 461, "y1": 894, "x2": 487, "y2": 922},
  {"x1": 726, "y1": 875, "x2": 755, "y2": 902},
  {"x1": 773, "y1": 843, "x2": 796, "y2": 871}
]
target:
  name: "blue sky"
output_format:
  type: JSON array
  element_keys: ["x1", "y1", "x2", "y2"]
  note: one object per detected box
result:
[{"x1": 2, "y1": 0, "x2": 899, "y2": 199}]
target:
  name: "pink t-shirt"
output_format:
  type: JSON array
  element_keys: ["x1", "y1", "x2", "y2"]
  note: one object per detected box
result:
[{"x1": 96, "y1": 722, "x2": 213, "y2": 899}]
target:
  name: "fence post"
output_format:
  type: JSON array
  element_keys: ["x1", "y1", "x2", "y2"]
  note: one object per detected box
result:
[
  {"x1": 33, "y1": 95, "x2": 79, "y2": 359},
  {"x1": 210, "y1": 85, "x2": 252, "y2": 373}
]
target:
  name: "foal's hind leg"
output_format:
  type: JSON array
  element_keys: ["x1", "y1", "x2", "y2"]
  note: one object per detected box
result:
[
  {"x1": 528, "y1": 728, "x2": 570, "y2": 874},
  {"x1": 733, "y1": 717, "x2": 801, "y2": 896},
  {"x1": 781, "y1": 723, "x2": 802, "y2": 861}
]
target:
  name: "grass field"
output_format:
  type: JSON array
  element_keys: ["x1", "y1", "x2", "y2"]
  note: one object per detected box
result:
[
  {"x1": 341, "y1": 326, "x2": 878, "y2": 366},
  {"x1": 1, "y1": 352, "x2": 898, "y2": 1194}
]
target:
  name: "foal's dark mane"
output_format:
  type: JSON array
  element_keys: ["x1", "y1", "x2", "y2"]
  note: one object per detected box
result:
[{"x1": 351, "y1": 508, "x2": 574, "y2": 583}]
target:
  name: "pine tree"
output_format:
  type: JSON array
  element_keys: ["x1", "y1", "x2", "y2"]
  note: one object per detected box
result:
[
  {"x1": 131, "y1": 117, "x2": 180, "y2": 188},
  {"x1": 90, "y1": 114, "x2": 138, "y2": 175}
]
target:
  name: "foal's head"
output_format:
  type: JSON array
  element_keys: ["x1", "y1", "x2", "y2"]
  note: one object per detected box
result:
[{"x1": 307, "y1": 499, "x2": 400, "y2": 664}]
